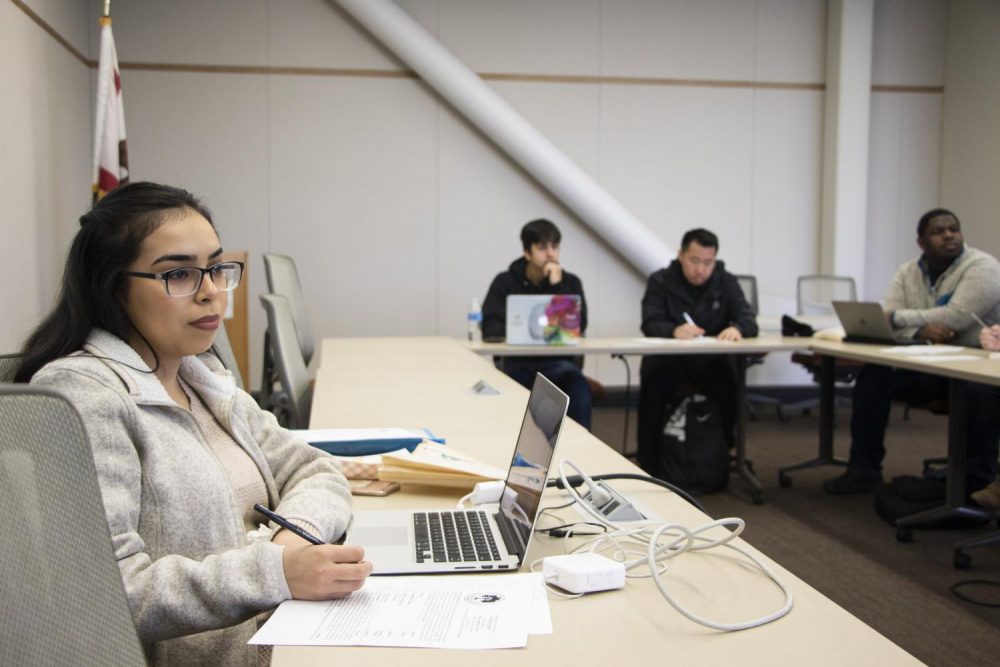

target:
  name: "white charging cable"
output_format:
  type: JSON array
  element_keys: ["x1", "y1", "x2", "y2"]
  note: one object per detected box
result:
[{"x1": 554, "y1": 459, "x2": 794, "y2": 631}]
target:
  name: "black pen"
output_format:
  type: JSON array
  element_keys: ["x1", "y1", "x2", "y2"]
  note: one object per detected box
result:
[{"x1": 254, "y1": 503, "x2": 325, "y2": 545}]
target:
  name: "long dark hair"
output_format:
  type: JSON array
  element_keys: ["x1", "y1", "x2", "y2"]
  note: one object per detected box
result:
[{"x1": 15, "y1": 182, "x2": 214, "y2": 382}]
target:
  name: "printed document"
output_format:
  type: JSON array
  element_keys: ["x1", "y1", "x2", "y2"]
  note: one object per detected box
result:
[{"x1": 250, "y1": 573, "x2": 550, "y2": 649}]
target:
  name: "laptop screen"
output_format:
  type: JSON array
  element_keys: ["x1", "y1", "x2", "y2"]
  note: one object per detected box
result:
[{"x1": 496, "y1": 373, "x2": 569, "y2": 560}]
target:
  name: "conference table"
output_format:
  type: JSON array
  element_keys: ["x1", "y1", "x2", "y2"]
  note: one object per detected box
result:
[
  {"x1": 271, "y1": 336, "x2": 915, "y2": 665},
  {"x1": 786, "y1": 339, "x2": 1000, "y2": 541},
  {"x1": 469, "y1": 335, "x2": 812, "y2": 504}
]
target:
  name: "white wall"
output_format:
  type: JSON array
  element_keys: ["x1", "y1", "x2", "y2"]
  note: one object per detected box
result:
[
  {"x1": 940, "y1": 0, "x2": 1000, "y2": 258},
  {"x1": 864, "y1": 0, "x2": 948, "y2": 302},
  {"x1": 0, "y1": 0, "x2": 91, "y2": 354},
  {"x1": 4, "y1": 0, "x2": 957, "y2": 388}
]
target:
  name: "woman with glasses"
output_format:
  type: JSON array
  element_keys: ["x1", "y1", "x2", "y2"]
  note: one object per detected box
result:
[{"x1": 15, "y1": 182, "x2": 370, "y2": 665}]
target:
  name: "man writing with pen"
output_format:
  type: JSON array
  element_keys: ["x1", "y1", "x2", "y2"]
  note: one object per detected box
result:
[{"x1": 636, "y1": 228, "x2": 758, "y2": 482}]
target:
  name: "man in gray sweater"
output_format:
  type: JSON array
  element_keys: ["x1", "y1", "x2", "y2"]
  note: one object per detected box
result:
[{"x1": 825, "y1": 209, "x2": 1000, "y2": 495}]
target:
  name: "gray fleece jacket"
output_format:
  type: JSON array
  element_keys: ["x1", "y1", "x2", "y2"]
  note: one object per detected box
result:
[
  {"x1": 886, "y1": 246, "x2": 1000, "y2": 348},
  {"x1": 31, "y1": 330, "x2": 352, "y2": 666}
]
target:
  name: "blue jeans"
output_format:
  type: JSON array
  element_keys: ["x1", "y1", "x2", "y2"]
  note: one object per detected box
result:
[
  {"x1": 500, "y1": 358, "x2": 592, "y2": 430},
  {"x1": 849, "y1": 364, "x2": 1000, "y2": 491}
]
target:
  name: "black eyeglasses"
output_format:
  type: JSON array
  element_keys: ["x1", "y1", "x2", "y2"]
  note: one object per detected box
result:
[{"x1": 123, "y1": 261, "x2": 245, "y2": 297}]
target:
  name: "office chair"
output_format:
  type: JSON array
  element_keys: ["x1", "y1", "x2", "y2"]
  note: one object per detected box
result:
[
  {"x1": 259, "y1": 254, "x2": 315, "y2": 409},
  {"x1": 0, "y1": 386, "x2": 146, "y2": 666},
  {"x1": 260, "y1": 294, "x2": 314, "y2": 429},
  {"x1": 210, "y1": 322, "x2": 245, "y2": 391},
  {"x1": 788, "y1": 274, "x2": 861, "y2": 411},
  {"x1": 0, "y1": 353, "x2": 22, "y2": 383},
  {"x1": 796, "y1": 274, "x2": 857, "y2": 315},
  {"x1": 733, "y1": 275, "x2": 782, "y2": 421}
]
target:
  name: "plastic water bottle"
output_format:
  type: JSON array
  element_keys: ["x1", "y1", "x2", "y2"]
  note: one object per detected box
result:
[{"x1": 467, "y1": 298, "x2": 483, "y2": 343}]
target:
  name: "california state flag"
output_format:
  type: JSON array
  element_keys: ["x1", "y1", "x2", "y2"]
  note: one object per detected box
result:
[{"x1": 92, "y1": 16, "x2": 129, "y2": 202}]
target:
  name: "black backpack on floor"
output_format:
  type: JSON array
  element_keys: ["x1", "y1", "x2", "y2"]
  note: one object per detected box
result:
[{"x1": 657, "y1": 394, "x2": 729, "y2": 495}]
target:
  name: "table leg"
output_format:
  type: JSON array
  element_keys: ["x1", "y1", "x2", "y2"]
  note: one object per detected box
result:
[
  {"x1": 777, "y1": 354, "x2": 848, "y2": 488},
  {"x1": 732, "y1": 355, "x2": 764, "y2": 504},
  {"x1": 895, "y1": 378, "x2": 990, "y2": 541}
]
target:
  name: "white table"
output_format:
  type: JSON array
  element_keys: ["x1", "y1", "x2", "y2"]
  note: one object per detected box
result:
[{"x1": 270, "y1": 336, "x2": 916, "y2": 666}]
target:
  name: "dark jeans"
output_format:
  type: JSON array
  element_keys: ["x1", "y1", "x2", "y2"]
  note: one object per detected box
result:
[
  {"x1": 637, "y1": 354, "x2": 738, "y2": 477},
  {"x1": 849, "y1": 364, "x2": 1000, "y2": 491},
  {"x1": 501, "y1": 358, "x2": 592, "y2": 430}
]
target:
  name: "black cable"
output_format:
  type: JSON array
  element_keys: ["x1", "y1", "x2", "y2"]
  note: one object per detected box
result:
[
  {"x1": 612, "y1": 354, "x2": 632, "y2": 457},
  {"x1": 951, "y1": 580, "x2": 1000, "y2": 607},
  {"x1": 534, "y1": 521, "x2": 608, "y2": 538},
  {"x1": 547, "y1": 473, "x2": 707, "y2": 514}
]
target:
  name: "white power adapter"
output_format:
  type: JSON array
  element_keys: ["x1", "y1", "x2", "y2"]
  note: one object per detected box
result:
[
  {"x1": 542, "y1": 553, "x2": 626, "y2": 594},
  {"x1": 470, "y1": 480, "x2": 506, "y2": 504}
]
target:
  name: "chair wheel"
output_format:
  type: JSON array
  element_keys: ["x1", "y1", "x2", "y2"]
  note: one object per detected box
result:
[
  {"x1": 896, "y1": 527, "x2": 914, "y2": 543},
  {"x1": 778, "y1": 473, "x2": 792, "y2": 489},
  {"x1": 953, "y1": 551, "x2": 972, "y2": 570},
  {"x1": 752, "y1": 491, "x2": 764, "y2": 505}
]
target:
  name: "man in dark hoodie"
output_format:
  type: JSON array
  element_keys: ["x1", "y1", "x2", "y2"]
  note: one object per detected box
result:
[
  {"x1": 481, "y1": 219, "x2": 592, "y2": 429},
  {"x1": 637, "y1": 228, "x2": 758, "y2": 477}
]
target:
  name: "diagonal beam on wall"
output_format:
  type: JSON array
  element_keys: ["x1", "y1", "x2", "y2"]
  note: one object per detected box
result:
[{"x1": 333, "y1": 0, "x2": 674, "y2": 277}]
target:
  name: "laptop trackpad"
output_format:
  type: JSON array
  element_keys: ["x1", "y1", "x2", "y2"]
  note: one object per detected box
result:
[{"x1": 350, "y1": 526, "x2": 409, "y2": 547}]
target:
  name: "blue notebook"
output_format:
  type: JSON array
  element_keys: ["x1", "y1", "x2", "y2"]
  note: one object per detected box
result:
[{"x1": 293, "y1": 428, "x2": 445, "y2": 457}]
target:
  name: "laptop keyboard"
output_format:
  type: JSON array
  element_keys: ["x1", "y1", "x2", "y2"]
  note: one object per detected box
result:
[{"x1": 413, "y1": 510, "x2": 502, "y2": 563}]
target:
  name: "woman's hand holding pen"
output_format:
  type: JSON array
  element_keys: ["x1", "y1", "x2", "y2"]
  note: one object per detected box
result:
[
  {"x1": 279, "y1": 537, "x2": 372, "y2": 600},
  {"x1": 981, "y1": 324, "x2": 1000, "y2": 351}
]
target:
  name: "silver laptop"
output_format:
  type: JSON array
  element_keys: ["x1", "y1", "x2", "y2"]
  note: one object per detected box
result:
[
  {"x1": 506, "y1": 294, "x2": 582, "y2": 345},
  {"x1": 832, "y1": 301, "x2": 924, "y2": 346},
  {"x1": 347, "y1": 374, "x2": 569, "y2": 575}
]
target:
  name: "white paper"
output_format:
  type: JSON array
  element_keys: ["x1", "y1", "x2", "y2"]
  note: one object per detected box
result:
[
  {"x1": 628, "y1": 337, "x2": 721, "y2": 345},
  {"x1": 250, "y1": 573, "x2": 550, "y2": 649},
  {"x1": 879, "y1": 345, "x2": 965, "y2": 355},
  {"x1": 912, "y1": 355, "x2": 982, "y2": 363}
]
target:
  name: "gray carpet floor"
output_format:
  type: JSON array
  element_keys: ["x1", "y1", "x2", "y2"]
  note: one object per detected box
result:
[{"x1": 590, "y1": 402, "x2": 1000, "y2": 666}]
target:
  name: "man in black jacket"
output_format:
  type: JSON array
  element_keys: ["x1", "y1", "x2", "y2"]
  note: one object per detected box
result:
[
  {"x1": 637, "y1": 228, "x2": 758, "y2": 477},
  {"x1": 482, "y1": 219, "x2": 592, "y2": 429}
]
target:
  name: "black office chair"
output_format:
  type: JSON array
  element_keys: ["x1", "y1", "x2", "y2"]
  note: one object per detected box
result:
[{"x1": 734, "y1": 274, "x2": 780, "y2": 421}]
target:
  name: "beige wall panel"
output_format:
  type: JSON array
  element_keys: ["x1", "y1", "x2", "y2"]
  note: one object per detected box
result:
[
  {"x1": 865, "y1": 92, "x2": 942, "y2": 301},
  {"x1": 599, "y1": 84, "x2": 754, "y2": 267},
  {"x1": 751, "y1": 89, "x2": 824, "y2": 312},
  {"x1": 871, "y1": 0, "x2": 948, "y2": 87},
  {"x1": 601, "y1": 0, "x2": 756, "y2": 79},
  {"x1": 268, "y1": 0, "x2": 438, "y2": 69},
  {"x1": 23, "y1": 0, "x2": 90, "y2": 55},
  {"x1": 941, "y1": 0, "x2": 1000, "y2": 259},
  {"x1": 269, "y1": 75, "x2": 439, "y2": 346},
  {"x1": 1, "y1": 1, "x2": 91, "y2": 353},
  {"x1": 754, "y1": 0, "x2": 827, "y2": 83},
  {"x1": 86, "y1": 0, "x2": 270, "y2": 65},
  {"x1": 437, "y1": 0, "x2": 600, "y2": 75}
]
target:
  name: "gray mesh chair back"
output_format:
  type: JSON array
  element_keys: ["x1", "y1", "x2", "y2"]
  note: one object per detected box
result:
[
  {"x1": 263, "y1": 254, "x2": 315, "y2": 366},
  {"x1": 797, "y1": 274, "x2": 857, "y2": 315},
  {"x1": 260, "y1": 294, "x2": 313, "y2": 429},
  {"x1": 734, "y1": 274, "x2": 759, "y2": 315},
  {"x1": 211, "y1": 322, "x2": 245, "y2": 390},
  {"x1": 0, "y1": 353, "x2": 22, "y2": 383},
  {"x1": 0, "y1": 386, "x2": 146, "y2": 666}
]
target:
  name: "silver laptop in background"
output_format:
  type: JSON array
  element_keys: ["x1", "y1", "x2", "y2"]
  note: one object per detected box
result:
[
  {"x1": 832, "y1": 301, "x2": 925, "y2": 346},
  {"x1": 346, "y1": 374, "x2": 570, "y2": 575}
]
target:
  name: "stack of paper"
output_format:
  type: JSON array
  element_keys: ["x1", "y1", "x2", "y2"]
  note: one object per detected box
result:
[{"x1": 378, "y1": 441, "x2": 506, "y2": 489}]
